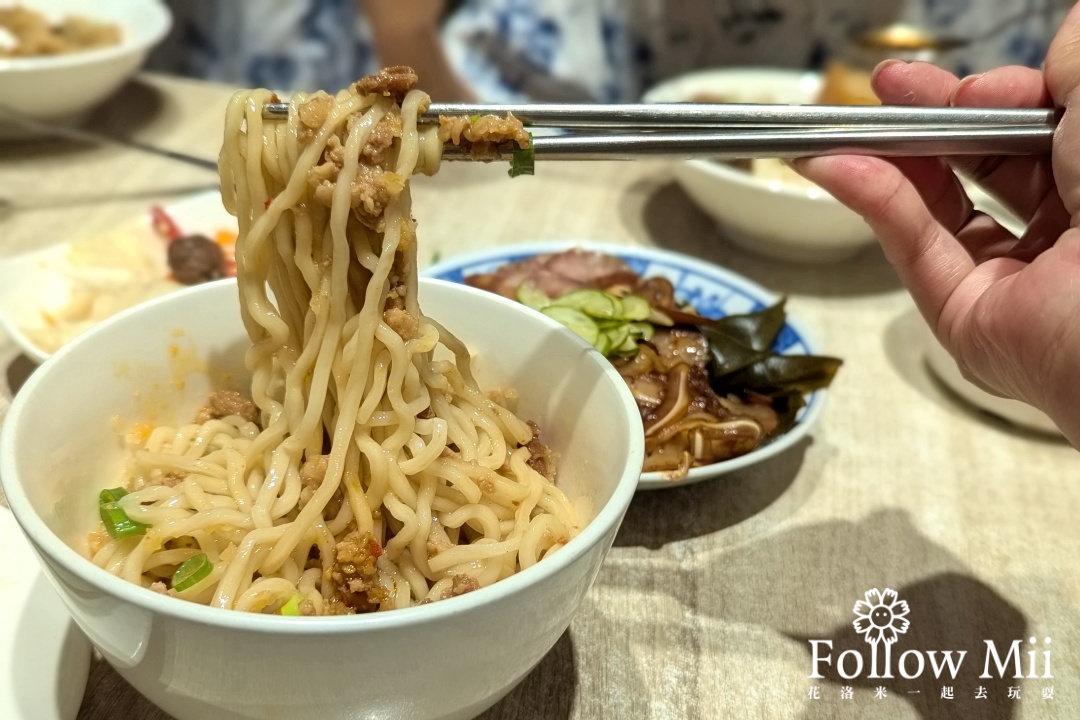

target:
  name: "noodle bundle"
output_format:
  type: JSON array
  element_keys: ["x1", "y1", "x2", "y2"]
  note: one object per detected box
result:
[{"x1": 90, "y1": 68, "x2": 581, "y2": 615}]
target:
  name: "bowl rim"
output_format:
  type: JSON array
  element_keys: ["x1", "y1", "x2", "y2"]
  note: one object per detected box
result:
[
  {"x1": 0, "y1": 0, "x2": 172, "y2": 72},
  {"x1": 0, "y1": 276, "x2": 645, "y2": 633},
  {"x1": 421, "y1": 239, "x2": 831, "y2": 490},
  {"x1": 641, "y1": 66, "x2": 841, "y2": 203}
]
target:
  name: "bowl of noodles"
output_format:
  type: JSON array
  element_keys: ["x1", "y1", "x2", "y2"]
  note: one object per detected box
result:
[
  {"x1": 0, "y1": 276, "x2": 643, "y2": 719},
  {"x1": 642, "y1": 67, "x2": 878, "y2": 263},
  {"x1": 0, "y1": 0, "x2": 171, "y2": 125},
  {"x1": 0, "y1": 70, "x2": 643, "y2": 719}
]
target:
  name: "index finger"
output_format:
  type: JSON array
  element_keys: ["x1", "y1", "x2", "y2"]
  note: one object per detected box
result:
[
  {"x1": 872, "y1": 60, "x2": 1053, "y2": 221},
  {"x1": 793, "y1": 154, "x2": 973, "y2": 333}
]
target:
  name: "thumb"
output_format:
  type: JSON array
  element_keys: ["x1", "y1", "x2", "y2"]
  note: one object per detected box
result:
[
  {"x1": 1042, "y1": 2, "x2": 1080, "y2": 219},
  {"x1": 1044, "y1": 1, "x2": 1080, "y2": 105}
]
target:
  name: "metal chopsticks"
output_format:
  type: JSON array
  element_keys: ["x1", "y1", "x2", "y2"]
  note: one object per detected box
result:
[
  {"x1": 263, "y1": 101, "x2": 1056, "y2": 128},
  {"x1": 487, "y1": 126, "x2": 1053, "y2": 160},
  {"x1": 260, "y1": 102, "x2": 1057, "y2": 159},
  {"x1": 424, "y1": 102, "x2": 1058, "y2": 129}
]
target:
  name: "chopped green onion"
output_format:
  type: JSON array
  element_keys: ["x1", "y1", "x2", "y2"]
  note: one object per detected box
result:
[
  {"x1": 171, "y1": 553, "x2": 213, "y2": 591},
  {"x1": 280, "y1": 593, "x2": 303, "y2": 616},
  {"x1": 100, "y1": 487, "x2": 128, "y2": 504},
  {"x1": 509, "y1": 133, "x2": 535, "y2": 177},
  {"x1": 468, "y1": 113, "x2": 481, "y2": 123},
  {"x1": 99, "y1": 487, "x2": 149, "y2": 539}
]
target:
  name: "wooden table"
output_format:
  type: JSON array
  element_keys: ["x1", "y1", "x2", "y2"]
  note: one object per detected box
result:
[{"x1": 1, "y1": 74, "x2": 1078, "y2": 720}]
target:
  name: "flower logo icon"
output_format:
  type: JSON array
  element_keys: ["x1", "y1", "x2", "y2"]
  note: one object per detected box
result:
[{"x1": 853, "y1": 588, "x2": 910, "y2": 645}]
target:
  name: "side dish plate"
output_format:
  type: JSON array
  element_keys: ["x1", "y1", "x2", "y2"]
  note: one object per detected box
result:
[
  {"x1": 423, "y1": 241, "x2": 828, "y2": 489},
  {"x1": 0, "y1": 190, "x2": 236, "y2": 363}
]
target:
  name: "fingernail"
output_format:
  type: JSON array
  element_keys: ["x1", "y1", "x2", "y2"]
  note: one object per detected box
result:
[
  {"x1": 874, "y1": 58, "x2": 908, "y2": 74},
  {"x1": 950, "y1": 73, "x2": 984, "y2": 106}
]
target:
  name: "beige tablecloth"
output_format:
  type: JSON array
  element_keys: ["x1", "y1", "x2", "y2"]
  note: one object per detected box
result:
[{"x1": 1, "y1": 74, "x2": 1078, "y2": 720}]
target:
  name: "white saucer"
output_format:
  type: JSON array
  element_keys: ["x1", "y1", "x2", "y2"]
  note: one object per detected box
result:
[{"x1": 0, "y1": 507, "x2": 92, "y2": 720}]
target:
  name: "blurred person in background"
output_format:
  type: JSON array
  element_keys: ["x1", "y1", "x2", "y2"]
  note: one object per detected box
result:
[
  {"x1": 371, "y1": 0, "x2": 1074, "y2": 101},
  {"x1": 150, "y1": 0, "x2": 1072, "y2": 100},
  {"x1": 149, "y1": 0, "x2": 377, "y2": 93}
]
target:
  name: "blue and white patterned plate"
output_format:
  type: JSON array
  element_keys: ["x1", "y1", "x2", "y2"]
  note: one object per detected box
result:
[{"x1": 423, "y1": 241, "x2": 829, "y2": 490}]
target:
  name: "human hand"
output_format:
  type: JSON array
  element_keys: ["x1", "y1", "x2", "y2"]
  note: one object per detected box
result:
[{"x1": 794, "y1": 5, "x2": 1080, "y2": 446}]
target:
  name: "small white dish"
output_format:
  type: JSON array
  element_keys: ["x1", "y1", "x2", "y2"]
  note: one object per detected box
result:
[
  {"x1": 423, "y1": 241, "x2": 830, "y2": 490},
  {"x1": 642, "y1": 68, "x2": 877, "y2": 263},
  {"x1": 0, "y1": 0, "x2": 172, "y2": 128},
  {"x1": 0, "y1": 507, "x2": 92, "y2": 720},
  {"x1": 0, "y1": 189, "x2": 236, "y2": 363}
]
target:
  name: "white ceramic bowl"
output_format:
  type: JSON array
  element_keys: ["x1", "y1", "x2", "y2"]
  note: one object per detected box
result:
[
  {"x1": 642, "y1": 68, "x2": 876, "y2": 263},
  {"x1": 0, "y1": 278, "x2": 644, "y2": 720},
  {"x1": 0, "y1": 0, "x2": 172, "y2": 124}
]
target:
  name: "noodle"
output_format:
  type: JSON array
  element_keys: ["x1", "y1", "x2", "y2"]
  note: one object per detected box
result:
[{"x1": 92, "y1": 69, "x2": 582, "y2": 615}]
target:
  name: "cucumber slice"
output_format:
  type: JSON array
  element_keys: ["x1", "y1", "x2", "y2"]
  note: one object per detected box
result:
[
  {"x1": 594, "y1": 331, "x2": 614, "y2": 356},
  {"x1": 626, "y1": 321, "x2": 655, "y2": 342},
  {"x1": 619, "y1": 294, "x2": 651, "y2": 322},
  {"x1": 541, "y1": 306, "x2": 600, "y2": 346},
  {"x1": 551, "y1": 289, "x2": 620, "y2": 319},
  {"x1": 614, "y1": 334, "x2": 641, "y2": 356},
  {"x1": 516, "y1": 281, "x2": 551, "y2": 311},
  {"x1": 647, "y1": 308, "x2": 674, "y2": 326},
  {"x1": 604, "y1": 325, "x2": 631, "y2": 351}
]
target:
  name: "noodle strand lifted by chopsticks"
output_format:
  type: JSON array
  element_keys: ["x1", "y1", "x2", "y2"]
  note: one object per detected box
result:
[{"x1": 91, "y1": 67, "x2": 581, "y2": 615}]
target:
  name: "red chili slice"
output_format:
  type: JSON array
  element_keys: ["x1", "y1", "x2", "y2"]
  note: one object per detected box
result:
[{"x1": 150, "y1": 206, "x2": 183, "y2": 240}]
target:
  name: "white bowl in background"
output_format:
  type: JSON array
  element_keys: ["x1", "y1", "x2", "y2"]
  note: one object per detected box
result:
[
  {"x1": 0, "y1": 0, "x2": 172, "y2": 124},
  {"x1": 642, "y1": 68, "x2": 876, "y2": 263},
  {"x1": 0, "y1": 278, "x2": 644, "y2": 720}
]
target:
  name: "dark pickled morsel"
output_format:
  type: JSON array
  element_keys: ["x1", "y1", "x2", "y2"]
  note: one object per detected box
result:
[{"x1": 167, "y1": 234, "x2": 226, "y2": 285}]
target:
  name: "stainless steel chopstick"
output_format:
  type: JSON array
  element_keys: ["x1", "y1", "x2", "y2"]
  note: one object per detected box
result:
[
  {"x1": 263, "y1": 101, "x2": 1057, "y2": 129},
  {"x1": 441, "y1": 126, "x2": 1054, "y2": 160},
  {"x1": 424, "y1": 102, "x2": 1059, "y2": 129}
]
